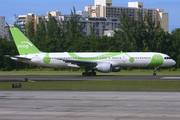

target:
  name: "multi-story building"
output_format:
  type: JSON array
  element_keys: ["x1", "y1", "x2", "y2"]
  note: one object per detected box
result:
[
  {"x1": 85, "y1": 0, "x2": 169, "y2": 32},
  {"x1": 18, "y1": 13, "x2": 44, "y2": 32},
  {"x1": 47, "y1": 10, "x2": 61, "y2": 16},
  {"x1": 51, "y1": 13, "x2": 120, "y2": 38},
  {"x1": 0, "y1": 16, "x2": 5, "y2": 38},
  {"x1": 18, "y1": 11, "x2": 61, "y2": 32},
  {"x1": 4, "y1": 25, "x2": 14, "y2": 40}
]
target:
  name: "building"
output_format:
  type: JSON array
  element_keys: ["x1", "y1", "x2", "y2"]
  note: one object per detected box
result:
[
  {"x1": 45, "y1": 10, "x2": 120, "y2": 37},
  {"x1": 0, "y1": 16, "x2": 5, "y2": 38},
  {"x1": 104, "y1": 30, "x2": 114, "y2": 37},
  {"x1": 85, "y1": 0, "x2": 169, "y2": 32},
  {"x1": 4, "y1": 25, "x2": 14, "y2": 40},
  {"x1": 158, "y1": 10, "x2": 169, "y2": 32},
  {"x1": 0, "y1": 16, "x2": 14, "y2": 40},
  {"x1": 18, "y1": 11, "x2": 62, "y2": 32},
  {"x1": 47, "y1": 10, "x2": 61, "y2": 16},
  {"x1": 52, "y1": 13, "x2": 120, "y2": 37},
  {"x1": 77, "y1": 11, "x2": 90, "y2": 18},
  {"x1": 18, "y1": 13, "x2": 44, "y2": 32}
]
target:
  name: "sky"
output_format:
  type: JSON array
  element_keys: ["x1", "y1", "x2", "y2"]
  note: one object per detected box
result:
[{"x1": 0, "y1": 0, "x2": 179, "y2": 33}]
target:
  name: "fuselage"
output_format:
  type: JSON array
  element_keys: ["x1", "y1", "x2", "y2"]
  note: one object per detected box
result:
[{"x1": 12, "y1": 52, "x2": 176, "y2": 69}]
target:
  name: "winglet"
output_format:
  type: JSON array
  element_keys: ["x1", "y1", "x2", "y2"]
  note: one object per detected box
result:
[{"x1": 10, "y1": 28, "x2": 42, "y2": 55}]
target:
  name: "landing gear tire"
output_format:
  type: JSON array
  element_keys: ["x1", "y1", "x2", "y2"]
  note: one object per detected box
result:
[
  {"x1": 92, "y1": 72, "x2": 96, "y2": 76},
  {"x1": 88, "y1": 72, "x2": 92, "y2": 76},
  {"x1": 153, "y1": 73, "x2": 156, "y2": 76},
  {"x1": 82, "y1": 72, "x2": 86, "y2": 76},
  {"x1": 82, "y1": 72, "x2": 96, "y2": 76},
  {"x1": 82, "y1": 72, "x2": 92, "y2": 76}
]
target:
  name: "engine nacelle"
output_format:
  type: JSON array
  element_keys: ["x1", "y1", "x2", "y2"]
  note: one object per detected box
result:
[
  {"x1": 96, "y1": 63, "x2": 112, "y2": 73},
  {"x1": 112, "y1": 67, "x2": 122, "y2": 72}
]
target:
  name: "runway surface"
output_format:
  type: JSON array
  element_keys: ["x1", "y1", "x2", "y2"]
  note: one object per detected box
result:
[
  {"x1": 0, "y1": 75, "x2": 180, "y2": 81},
  {"x1": 0, "y1": 91, "x2": 180, "y2": 120}
]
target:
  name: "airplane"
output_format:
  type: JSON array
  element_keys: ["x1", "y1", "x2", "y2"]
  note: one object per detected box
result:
[{"x1": 6, "y1": 28, "x2": 176, "y2": 76}]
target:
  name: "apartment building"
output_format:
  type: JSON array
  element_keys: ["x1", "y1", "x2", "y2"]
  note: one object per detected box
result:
[
  {"x1": 47, "y1": 10, "x2": 61, "y2": 16},
  {"x1": 85, "y1": 0, "x2": 169, "y2": 32},
  {"x1": 4, "y1": 25, "x2": 14, "y2": 40},
  {"x1": 18, "y1": 13, "x2": 44, "y2": 32},
  {"x1": 0, "y1": 16, "x2": 5, "y2": 38},
  {"x1": 51, "y1": 13, "x2": 120, "y2": 38},
  {"x1": 18, "y1": 11, "x2": 61, "y2": 32}
]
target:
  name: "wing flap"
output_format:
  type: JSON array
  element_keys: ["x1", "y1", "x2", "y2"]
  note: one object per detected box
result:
[{"x1": 57, "y1": 58, "x2": 97, "y2": 67}]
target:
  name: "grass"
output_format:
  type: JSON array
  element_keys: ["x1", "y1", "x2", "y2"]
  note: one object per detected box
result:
[
  {"x1": 0, "y1": 69, "x2": 179, "y2": 91},
  {"x1": 0, "y1": 80, "x2": 180, "y2": 91},
  {"x1": 0, "y1": 69, "x2": 180, "y2": 75}
]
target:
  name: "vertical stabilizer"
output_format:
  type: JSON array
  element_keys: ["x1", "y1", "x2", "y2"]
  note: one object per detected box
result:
[{"x1": 10, "y1": 28, "x2": 42, "y2": 55}]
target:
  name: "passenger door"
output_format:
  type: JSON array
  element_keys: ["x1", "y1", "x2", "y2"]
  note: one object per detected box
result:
[{"x1": 122, "y1": 56, "x2": 126, "y2": 62}]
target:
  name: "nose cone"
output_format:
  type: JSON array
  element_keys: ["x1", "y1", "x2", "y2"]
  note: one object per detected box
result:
[{"x1": 172, "y1": 60, "x2": 176, "y2": 66}]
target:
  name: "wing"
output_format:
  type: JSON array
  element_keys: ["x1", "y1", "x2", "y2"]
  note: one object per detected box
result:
[{"x1": 57, "y1": 58, "x2": 97, "y2": 67}]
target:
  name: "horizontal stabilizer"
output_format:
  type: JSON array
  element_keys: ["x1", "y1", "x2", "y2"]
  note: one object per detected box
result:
[{"x1": 5, "y1": 55, "x2": 31, "y2": 60}]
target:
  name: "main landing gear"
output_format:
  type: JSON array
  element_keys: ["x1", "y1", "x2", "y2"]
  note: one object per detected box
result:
[
  {"x1": 153, "y1": 68, "x2": 157, "y2": 76},
  {"x1": 82, "y1": 69, "x2": 96, "y2": 76}
]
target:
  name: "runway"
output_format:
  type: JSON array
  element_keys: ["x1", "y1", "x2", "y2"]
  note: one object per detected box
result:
[
  {"x1": 0, "y1": 75, "x2": 180, "y2": 81},
  {"x1": 0, "y1": 91, "x2": 180, "y2": 120}
]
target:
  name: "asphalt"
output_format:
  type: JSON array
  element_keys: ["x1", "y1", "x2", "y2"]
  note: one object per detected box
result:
[
  {"x1": 0, "y1": 75, "x2": 180, "y2": 82},
  {"x1": 0, "y1": 91, "x2": 180, "y2": 120}
]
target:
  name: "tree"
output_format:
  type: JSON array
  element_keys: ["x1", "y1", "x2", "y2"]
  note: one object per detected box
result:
[
  {"x1": 171, "y1": 28, "x2": 180, "y2": 67},
  {"x1": 46, "y1": 13, "x2": 59, "y2": 39},
  {"x1": 116, "y1": 10, "x2": 169, "y2": 53},
  {"x1": 67, "y1": 7, "x2": 84, "y2": 40},
  {"x1": 26, "y1": 20, "x2": 34, "y2": 39},
  {"x1": 88, "y1": 26, "x2": 95, "y2": 39}
]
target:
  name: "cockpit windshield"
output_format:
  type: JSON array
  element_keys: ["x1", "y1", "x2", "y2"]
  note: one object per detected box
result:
[{"x1": 164, "y1": 57, "x2": 172, "y2": 60}]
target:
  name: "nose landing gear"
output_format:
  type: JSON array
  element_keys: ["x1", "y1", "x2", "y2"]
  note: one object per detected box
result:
[{"x1": 153, "y1": 68, "x2": 157, "y2": 76}]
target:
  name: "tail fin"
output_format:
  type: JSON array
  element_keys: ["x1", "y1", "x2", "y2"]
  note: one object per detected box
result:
[{"x1": 10, "y1": 28, "x2": 42, "y2": 55}]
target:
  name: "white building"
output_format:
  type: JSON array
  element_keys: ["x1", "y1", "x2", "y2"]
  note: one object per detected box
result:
[
  {"x1": 85, "y1": 0, "x2": 169, "y2": 32},
  {"x1": 77, "y1": 11, "x2": 90, "y2": 18},
  {"x1": 50, "y1": 13, "x2": 120, "y2": 38},
  {"x1": 0, "y1": 16, "x2": 5, "y2": 38}
]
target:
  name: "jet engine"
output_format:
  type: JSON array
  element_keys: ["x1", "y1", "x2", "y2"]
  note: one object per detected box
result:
[{"x1": 96, "y1": 63, "x2": 112, "y2": 73}]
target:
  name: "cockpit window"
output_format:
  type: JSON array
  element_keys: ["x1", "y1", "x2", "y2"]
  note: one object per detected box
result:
[{"x1": 164, "y1": 57, "x2": 172, "y2": 60}]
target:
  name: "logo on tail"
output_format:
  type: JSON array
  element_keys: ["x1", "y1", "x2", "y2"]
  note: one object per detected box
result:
[{"x1": 18, "y1": 41, "x2": 33, "y2": 49}]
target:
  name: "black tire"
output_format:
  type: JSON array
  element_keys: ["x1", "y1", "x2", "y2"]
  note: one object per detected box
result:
[
  {"x1": 153, "y1": 73, "x2": 156, "y2": 76},
  {"x1": 88, "y1": 72, "x2": 92, "y2": 76},
  {"x1": 93, "y1": 72, "x2": 96, "y2": 76},
  {"x1": 82, "y1": 72, "x2": 86, "y2": 76}
]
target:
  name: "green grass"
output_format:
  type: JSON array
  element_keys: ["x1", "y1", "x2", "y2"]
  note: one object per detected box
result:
[
  {"x1": 1, "y1": 80, "x2": 180, "y2": 91},
  {"x1": 0, "y1": 69, "x2": 180, "y2": 75}
]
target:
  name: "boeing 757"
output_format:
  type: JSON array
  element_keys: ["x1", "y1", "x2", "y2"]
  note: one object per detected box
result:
[{"x1": 6, "y1": 28, "x2": 176, "y2": 76}]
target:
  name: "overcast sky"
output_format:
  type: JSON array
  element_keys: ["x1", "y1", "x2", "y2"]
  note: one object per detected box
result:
[{"x1": 0, "y1": 0, "x2": 179, "y2": 32}]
